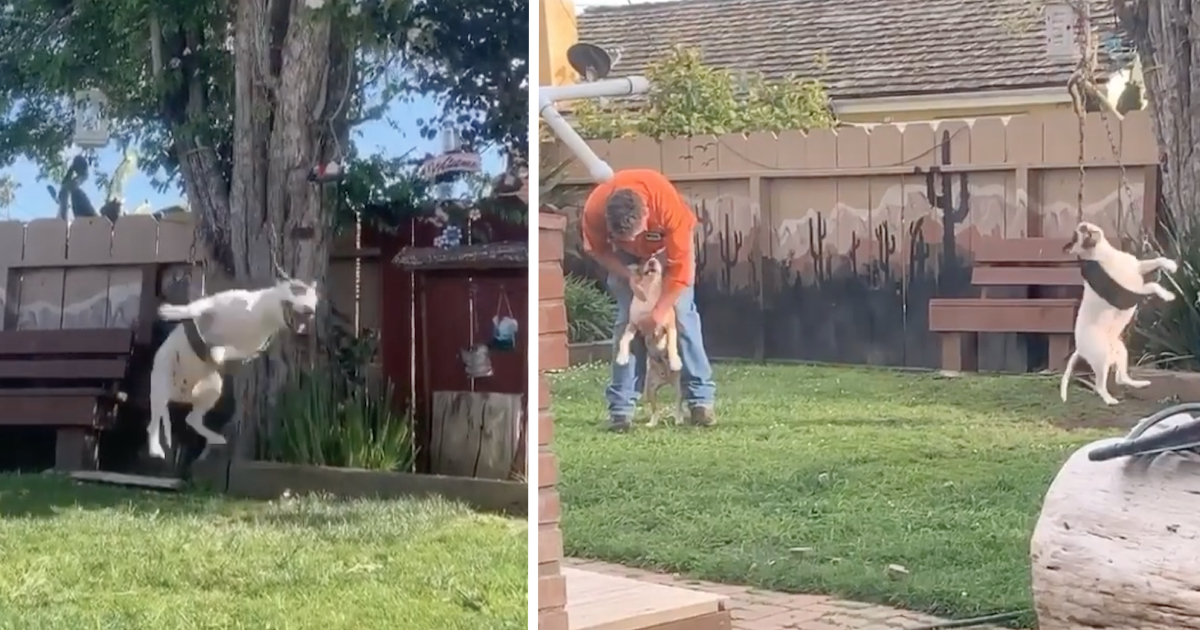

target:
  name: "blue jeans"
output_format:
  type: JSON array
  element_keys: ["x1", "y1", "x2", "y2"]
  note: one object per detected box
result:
[{"x1": 605, "y1": 274, "x2": 716, "y2": 419}]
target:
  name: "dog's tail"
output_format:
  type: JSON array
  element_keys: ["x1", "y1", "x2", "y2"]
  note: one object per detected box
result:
[
  {"x1": 158, "y1": 303, "x2": 199, "y2": 321},
  {"x1": 1060, "y1": 351, "x2": 1080, "y2": 402}
]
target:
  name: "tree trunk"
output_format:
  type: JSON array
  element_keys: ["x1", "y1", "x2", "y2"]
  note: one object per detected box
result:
[
  {"x1": 1030, "y1": 412, "x2": 1200, "y2": 629},
  {"x1": 175, "y1": 0, "x2": 350, "y2": 459},
  {"x1": 1116, "y1": 0, "x2": 1199, "y2": 230}
]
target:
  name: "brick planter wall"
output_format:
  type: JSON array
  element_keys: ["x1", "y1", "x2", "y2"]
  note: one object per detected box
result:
[{"x1": 538, "y1": 212, "x2": 570, "y2": 630}]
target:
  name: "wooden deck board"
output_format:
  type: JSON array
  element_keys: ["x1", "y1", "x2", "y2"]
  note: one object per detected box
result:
[
  {"x1": 564, "y1": 567, "x2": 728, "y2": 630},
  {"x1": 69, "y1": 471, "x2": 184, "y2": 491}
]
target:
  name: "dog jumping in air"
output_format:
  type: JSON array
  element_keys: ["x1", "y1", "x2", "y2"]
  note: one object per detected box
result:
[
  {"x1": 149, "y1": 277, "x2": 319, "y2": 459},
  {"x1": 1059, "y1": 221, "x2": 1177, "y2": 405},
  {"x1": 615, "y1": 257, "x2": 685, "y2": 427}
]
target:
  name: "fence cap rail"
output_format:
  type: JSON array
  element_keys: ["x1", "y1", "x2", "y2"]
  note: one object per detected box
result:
[{"x1": 392, "y1": 242, "x2": 528, "y2": 270}]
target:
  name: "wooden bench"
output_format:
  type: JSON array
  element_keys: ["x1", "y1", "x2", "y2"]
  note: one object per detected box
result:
[
  {"x1": 0, "y1": 328, "x2": 135, "y2": 470},
  {"x1": 928, "y1": 238, "x2": 1081, "y2": 372}
]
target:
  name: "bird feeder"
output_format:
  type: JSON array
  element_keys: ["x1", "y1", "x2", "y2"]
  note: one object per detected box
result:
[{"x1": 73, "y1": 89, "x2": 111, "y2": 149}]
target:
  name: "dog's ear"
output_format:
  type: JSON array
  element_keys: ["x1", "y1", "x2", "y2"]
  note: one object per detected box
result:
[{"x1": 1080, "y1": 226, "x2": 1100, "y2": 250}]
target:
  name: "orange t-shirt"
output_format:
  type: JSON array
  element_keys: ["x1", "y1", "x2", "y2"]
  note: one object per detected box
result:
[{"x1": 580, "y1": 169, "x2": 697, "y2": 294}]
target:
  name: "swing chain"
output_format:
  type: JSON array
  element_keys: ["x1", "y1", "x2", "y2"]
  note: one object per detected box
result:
[{"x1": 1070, "y1": 75, "x2": 1087, "y2": 223}]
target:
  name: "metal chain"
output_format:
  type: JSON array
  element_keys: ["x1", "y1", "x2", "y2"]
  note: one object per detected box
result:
[{"x1": 187, "y1": 211, "x2": 206, "y2": 297}]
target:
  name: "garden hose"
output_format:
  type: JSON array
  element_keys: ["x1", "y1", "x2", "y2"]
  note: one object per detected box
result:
[
  {"x1": 908, "y1": 609, "x2": 1029, "y2": 630},
  {"x1": 1087, "y1": 402, "x2": 1200, "y2": 461}
]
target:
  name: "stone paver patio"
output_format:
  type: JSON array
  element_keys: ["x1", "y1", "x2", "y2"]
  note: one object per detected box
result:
[{"x1": 564, "y1": 558, "x2": 1010, "y2": 630}]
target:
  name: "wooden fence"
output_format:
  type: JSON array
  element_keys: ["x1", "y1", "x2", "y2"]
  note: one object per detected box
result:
[
  {"x1": 546, "y1": 110, "x2": 1161, "y2": 371},
  {"x1": 0, "y1": 214, "x2": 380, "y2": 343}
]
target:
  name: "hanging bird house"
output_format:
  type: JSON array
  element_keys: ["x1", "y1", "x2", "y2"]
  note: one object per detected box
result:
[
  {"x1": 73, "y1": 89, "x2": 110, "y2": 149},
  {"x1": 1043, "y1": 2, "x2": 1083, "y2": 63}
]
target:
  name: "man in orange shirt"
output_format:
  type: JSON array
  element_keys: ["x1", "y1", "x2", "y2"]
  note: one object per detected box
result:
[{"x1": 581, "y1": 169, "x2": 716, "y2": 431}]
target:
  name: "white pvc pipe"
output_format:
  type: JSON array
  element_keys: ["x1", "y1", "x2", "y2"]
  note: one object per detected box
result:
[
  {"x1": 540, "y1": 76, "x2": 651, "y2": 103},
  {"x1": 538, "y1": 76, "x2": 651, "y2": 184}
]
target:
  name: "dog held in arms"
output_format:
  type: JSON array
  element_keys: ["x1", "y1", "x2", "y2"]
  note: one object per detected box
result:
[
  {"x1": 1059, "y1": 221, "x2": 1177, "y2": 405},
  {"x1": 615, "y1": 257, "x2": 685, "y2": 427},
  {"x1": 148, "y1": 277, "x2": 320, "y2": 459}
]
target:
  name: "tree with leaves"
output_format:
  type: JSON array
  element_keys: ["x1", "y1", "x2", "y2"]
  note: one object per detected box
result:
[{"x1": 0, "y1": 0, "x2": 526, "y2": 458}]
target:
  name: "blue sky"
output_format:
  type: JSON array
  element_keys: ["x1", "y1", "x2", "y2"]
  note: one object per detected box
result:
[{"x1": 2, "y1": 93, "x2": 504, "y2": 221}]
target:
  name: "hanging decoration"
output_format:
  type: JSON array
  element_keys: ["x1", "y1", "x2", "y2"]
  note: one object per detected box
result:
[
  {"x1": 460, "y1": 344, "x2": 493, "y2": 379},
  {"x1": 73, "y1": 89, "x2": 110, "y2": 149},
  {"x1": 490, "y1": 290, "x2": 518, "y2": 351}
]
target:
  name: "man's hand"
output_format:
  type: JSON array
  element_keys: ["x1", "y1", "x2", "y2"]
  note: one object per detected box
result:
[{"x1": 637, "y1": 303, "x2": 671, "y2": 335}]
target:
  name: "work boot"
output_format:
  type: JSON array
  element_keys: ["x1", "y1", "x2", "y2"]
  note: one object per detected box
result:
[
  {"x1": 607, "y1": 416, "x2": 632, "y2": 433},
  {"x1": 688, "y1": 406, "x2": 716, "y2": 427}
]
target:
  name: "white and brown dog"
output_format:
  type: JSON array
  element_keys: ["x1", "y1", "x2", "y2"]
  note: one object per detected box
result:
[
  {"x1": 1059, "y1": 222, "x2": 1177, "y2": 405},
  {"x1": 615, "y1": 258, "x2": 685, "y2": 426},
  {"x1": 148, "y1": 278, "x2": 319, "y2": 459}
]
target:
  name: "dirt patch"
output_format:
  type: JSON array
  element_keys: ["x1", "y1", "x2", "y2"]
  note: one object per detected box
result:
[
  {"x1": 1052, "y1": 396, "x2": 1165, "y2": 431},
  {"x1": 1052, "y1": 367, "x2": 1200, "y2": 430}
]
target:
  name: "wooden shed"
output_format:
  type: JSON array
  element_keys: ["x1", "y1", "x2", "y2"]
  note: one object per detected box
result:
[{"x1": 393, "y1": 241, "x2": 529, "y2": 479}]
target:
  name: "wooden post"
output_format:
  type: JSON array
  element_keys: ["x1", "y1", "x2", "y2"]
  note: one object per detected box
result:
[{"x1": 538, "y1": 211, "x2": 570, "y2": 630}]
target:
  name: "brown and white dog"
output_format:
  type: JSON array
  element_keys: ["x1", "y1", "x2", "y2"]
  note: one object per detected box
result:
[
  {"x1": 1059, "y1": 222, "x2": 1177, "y2": 405},
  {"x1": 615, "y1": 258, "x2": 685, "y2": 426}
]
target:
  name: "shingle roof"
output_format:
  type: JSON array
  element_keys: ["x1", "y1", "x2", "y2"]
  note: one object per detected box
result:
[{"x1": 575, "y1": 0, "x2": 1121, "y2": 99}]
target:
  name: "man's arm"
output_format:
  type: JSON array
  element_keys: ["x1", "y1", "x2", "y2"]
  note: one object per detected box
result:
[
  {"x1": 581, "y1": 184, "x2": 633, "y2": 280},
  {"x1": 650, "y1": 176, "x2": 697, "y2": 314}
]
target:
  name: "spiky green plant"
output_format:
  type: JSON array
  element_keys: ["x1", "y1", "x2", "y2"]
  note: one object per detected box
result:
[
  {"x1": 564, "y1": 273, "x2": 615, "y2": 343},
  {"x1": 263, "y1": 367, "x2": 416, "y2": 472}
]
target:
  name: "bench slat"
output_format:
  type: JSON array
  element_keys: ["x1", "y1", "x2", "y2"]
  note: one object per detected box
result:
[
  {"x1": 929, "y1": 298, "x2": 1078, "y2": 333},
  {"x1": 0, "y1": 329, "x2": 134, "y2": 357},
  {"x1": 0, "y1": 395, "x2": 104, "y2": 427},
  {"x1": 972, "y1": 266, "x2": 1082, "y2": 287},
  {"x1": 974, "y1": 238, "x2": 1077, "y2": 265},
  {"x1": 0, "y1": 388, "x2": 110, "y2": 397},
  {"x1": 0, "y1": 358, "x2": 129, "y2": 380}
]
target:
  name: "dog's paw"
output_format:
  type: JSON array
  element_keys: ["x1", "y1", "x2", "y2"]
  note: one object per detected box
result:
[
  {"x1": 1101, "y1": 395, "x2": 1120, "y2": 405},
  {"x1": 1161, "y1": 259, "x2": 1180, "y2": 274},
  {"x1": 207, "y1": 434, "x2": 228, "y2": 446},
  {"x1": 1159, "y1": 289, "x2": 1177, "y2": 302},
  {"x1": 1123, "y1": 379, "x2": 1152, "y2": 388},
  {"x1": 668, "y1": 355, "x2": 683, "y2": 371},
  {"x1": 615, "y1": 351, "x2": 631, "y2": 366},
  {"x1": 148, "y1": 442, "x2": 166, "y2": 459}
]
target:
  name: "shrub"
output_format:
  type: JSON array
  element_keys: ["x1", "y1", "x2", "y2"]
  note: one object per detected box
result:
[
  {"x1": 1133, "y1": 219, "x2": 1200, "y2": 369},
  {"x1": 565, "y1": 273, "x2": 615, "y2": 343}
]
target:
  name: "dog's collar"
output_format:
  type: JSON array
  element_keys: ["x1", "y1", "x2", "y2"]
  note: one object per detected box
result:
[
  {"x1": 1080, "y1": 260, "x2": 1143, "y2": 310},
  {"x1": 182, "y1": 319, "x2": 219, "y2": 367}
]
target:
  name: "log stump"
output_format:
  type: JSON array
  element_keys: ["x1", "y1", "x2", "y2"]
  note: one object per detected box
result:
[{"x1": 1031, "y1": 413, "x2": 1200, "y2": 629}]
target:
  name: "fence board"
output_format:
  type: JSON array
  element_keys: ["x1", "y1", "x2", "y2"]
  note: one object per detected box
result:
[{"x1": 0, "y1": 222, "x2": 24, "y2": 330}]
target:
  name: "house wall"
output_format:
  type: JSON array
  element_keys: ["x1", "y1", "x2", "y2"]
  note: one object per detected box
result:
[{"x1": 541, "y1": 0, "x2": 579, "y2": 87}]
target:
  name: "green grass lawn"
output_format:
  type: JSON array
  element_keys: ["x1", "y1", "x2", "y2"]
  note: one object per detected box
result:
[
  {"x1": 0, "y1": 475, "x2": 526, "y2": 630},
  {"x1": 551, "y1": 362, "x2": 1150, "y2": 627}
]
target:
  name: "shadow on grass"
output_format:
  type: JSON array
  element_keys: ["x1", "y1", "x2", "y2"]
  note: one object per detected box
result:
[{"x1": 0, "y1": 473, "x2": 226, "y2": 520}]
